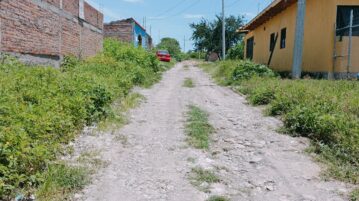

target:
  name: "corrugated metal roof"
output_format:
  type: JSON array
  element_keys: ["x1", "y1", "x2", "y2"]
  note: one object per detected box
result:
[{"x1": 240, "y1": 0, "x2": 297, "y2": 31}]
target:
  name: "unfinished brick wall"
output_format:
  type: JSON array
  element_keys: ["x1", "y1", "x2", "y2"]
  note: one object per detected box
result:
[
  {"x1": 104, "y1": 20, "x2": 133, "y2": 43},
  {"x1": 0, "y1": 0, "x2": 103, "y2": 67}
]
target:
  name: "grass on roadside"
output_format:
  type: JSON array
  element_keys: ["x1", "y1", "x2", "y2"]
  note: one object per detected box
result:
[
  {"x1": 185, "y1": 105, "x2": 214, "y2": 149},
  {"x1": 98, "y1": 93, "x2": 145, "y2": 131},
  {"x1": 36, "y1": 164, "x2": 89, "y2": 201},
  {"x1": 183, "y1": 78, "x2": 195, "y2": 88},
  {"x1": 189, "y1": 167, "x2": 220, "y2": 192}
]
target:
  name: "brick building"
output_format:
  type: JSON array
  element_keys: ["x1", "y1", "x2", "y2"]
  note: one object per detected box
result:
[
  {"x1": 104, "y1": 18, "x2": 153, "y2": 50},
  {"x1": 0, "y1": 0, "x2": 104, "y2": 67}
]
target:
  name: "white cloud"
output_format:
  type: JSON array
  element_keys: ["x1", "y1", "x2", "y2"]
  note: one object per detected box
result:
[{"x1": 183, "y1": 14, "x2": 205, "y2": 19}]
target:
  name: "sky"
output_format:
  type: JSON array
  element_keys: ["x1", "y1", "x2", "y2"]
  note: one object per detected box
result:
[{"x1": 86, "y1": 0, "x2": 274, "y2": 51}]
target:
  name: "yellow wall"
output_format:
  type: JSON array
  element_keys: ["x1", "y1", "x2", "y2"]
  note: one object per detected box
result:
[{"x1": 244, "y1": 0, "x2": 359, "y2": 75}]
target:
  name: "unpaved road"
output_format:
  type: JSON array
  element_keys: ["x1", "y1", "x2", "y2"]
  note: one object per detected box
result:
[{"x1": 73, "y1": 61, "x2": 351, "y2": 201}]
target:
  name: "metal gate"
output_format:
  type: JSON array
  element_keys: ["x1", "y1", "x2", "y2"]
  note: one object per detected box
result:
[{"x1": 333, "y1": 7, "x2": 359, "y2": 79}]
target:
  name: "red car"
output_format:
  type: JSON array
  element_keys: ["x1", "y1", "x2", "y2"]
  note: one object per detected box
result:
[{"x1": 156, "y1": 50, "x2": 171, "y2": 62}]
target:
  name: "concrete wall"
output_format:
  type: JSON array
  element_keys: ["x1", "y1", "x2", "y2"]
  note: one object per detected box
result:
[
  {"x1": 244, "y1": 0, "x2": 359, "y2": 77},
  {"x1": 0, "y1": 0, "x2": 103, "y2": 67}
]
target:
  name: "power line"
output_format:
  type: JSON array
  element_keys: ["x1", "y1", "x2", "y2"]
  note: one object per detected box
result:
[
  {"x1": 151, "y1": 0, "x2": 201, "y2": 20},
  {"x1": 152, "y1": 0, "x2": 188, "y2": 18},
  {"x1": 167, "y1": 0, "x2": 202, "y2": 18}
]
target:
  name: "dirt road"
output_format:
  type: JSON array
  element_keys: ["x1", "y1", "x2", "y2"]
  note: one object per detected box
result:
[{"x1": 74, "y1": 61, "x2": 351, "y2": 201}]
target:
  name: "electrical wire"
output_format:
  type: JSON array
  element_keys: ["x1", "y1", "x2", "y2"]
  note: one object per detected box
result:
[
  {"x1": 168, "y1": 0, "x2": 201, "y2": 18},
  {"x1": 150, "y1": 0, "x2": 202, "y2": 20},
  {"x1": 152, "y1": 0, "x2": 189, "y2": 18}
]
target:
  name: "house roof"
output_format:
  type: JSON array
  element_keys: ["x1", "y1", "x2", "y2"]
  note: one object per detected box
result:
[{"x1": 240, "y1": 0, "x2": 297, "y2": 32}]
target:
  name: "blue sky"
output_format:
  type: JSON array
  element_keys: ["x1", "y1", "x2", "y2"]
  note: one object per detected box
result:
[{"x1": 86, "y1": 0, "x2": 273, "y2": 51}]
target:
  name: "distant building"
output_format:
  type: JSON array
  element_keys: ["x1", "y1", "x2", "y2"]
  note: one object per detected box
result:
[
  {"x1": 104, "y1": 18, "x2": 153, "y2": 49},
  {"x1": 239, "y1": 0, "x2": 359, "y2": 79}
]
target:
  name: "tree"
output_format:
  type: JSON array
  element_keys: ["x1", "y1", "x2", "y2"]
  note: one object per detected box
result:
[
  {"x1": 156, "y1": 38, "x2": 181, "y2": 60},
  {"x1": 190, "y1": 15, "x2": 245, "y2": 59},
  {"x1": 227, "y1": 41, "x2": 245, "y2": 60}
]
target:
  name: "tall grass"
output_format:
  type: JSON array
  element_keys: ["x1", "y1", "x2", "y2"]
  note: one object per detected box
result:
[
  {"x1": 201, "y1": 60, "x2": 359, "y2": 188},
  {"x1": 0, "y1": 39, "x2": 170, "y2": 199}
]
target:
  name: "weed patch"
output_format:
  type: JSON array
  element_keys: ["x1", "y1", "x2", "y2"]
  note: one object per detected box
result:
[
  {"x1": 36, "y1": 163, "x2": 89, "y2": 201},
  {"x1": 189, "y1": 167, "x2": 220, "y2": 192},
  {"x1": 185, "y1": 105, "x2": 214, "y2": 149},
  {"x1": 183, "y1": 78, "x2": 195, "y2": 88}
]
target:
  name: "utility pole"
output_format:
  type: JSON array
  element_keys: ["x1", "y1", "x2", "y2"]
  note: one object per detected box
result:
[
  {"x1": 292, "y1": 0, "x2": 306, "y2": 79},
  {"x1": 222, "y1": 0, "x2": 226, "y2": 60}
]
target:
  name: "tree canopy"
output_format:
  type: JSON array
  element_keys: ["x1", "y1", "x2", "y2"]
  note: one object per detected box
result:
[
  {"x1": 156, "y1": 37, "x2": 181, "y2": 59},
  {"x1": 190, "y1": 15, "x2": 245, "y2": 58}
]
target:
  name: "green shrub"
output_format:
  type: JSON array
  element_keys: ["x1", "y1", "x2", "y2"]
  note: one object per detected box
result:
[
  {"x1": 200, "y1": 60, "x2": 276, "y2": 86},
  {"x1": 0, "y1": 39, "x2": 168, "y2": 199}
]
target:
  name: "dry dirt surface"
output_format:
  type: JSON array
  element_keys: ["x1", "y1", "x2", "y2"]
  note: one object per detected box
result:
[{"x1": 73, "y1": 61, "x2": 352, "y2": 201}]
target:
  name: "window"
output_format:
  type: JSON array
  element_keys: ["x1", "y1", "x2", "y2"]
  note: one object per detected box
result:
[
  {"x1": 280, "y1": 28, "x2": 286, "y2": 49},
  {"x1": 336, "y1": 6, "x2": 359, "y2": 37},
  {"x1": 270, "y1": 33, "x2": 275, "y2": 51},
  {"x1": 246, "y1": 37, "x2": 254, "y2": 60}
]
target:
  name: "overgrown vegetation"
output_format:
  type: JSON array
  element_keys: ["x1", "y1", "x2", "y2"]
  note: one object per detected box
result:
[
  {"x1": 189, "y1": 167, "x2": 220, "y2": 192},
  {"x1": 201, "y1": 60, "x2": 359, "y2": 196},
  {"x1": 183, "y1": 78, "x2": 195, "y2": 88},
  {"x1": 0, "y1": 39, "x2": 172, "y2": 199},
  {"x1": 185, "y1": 105, "x2": 214, "y2": 149}
]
